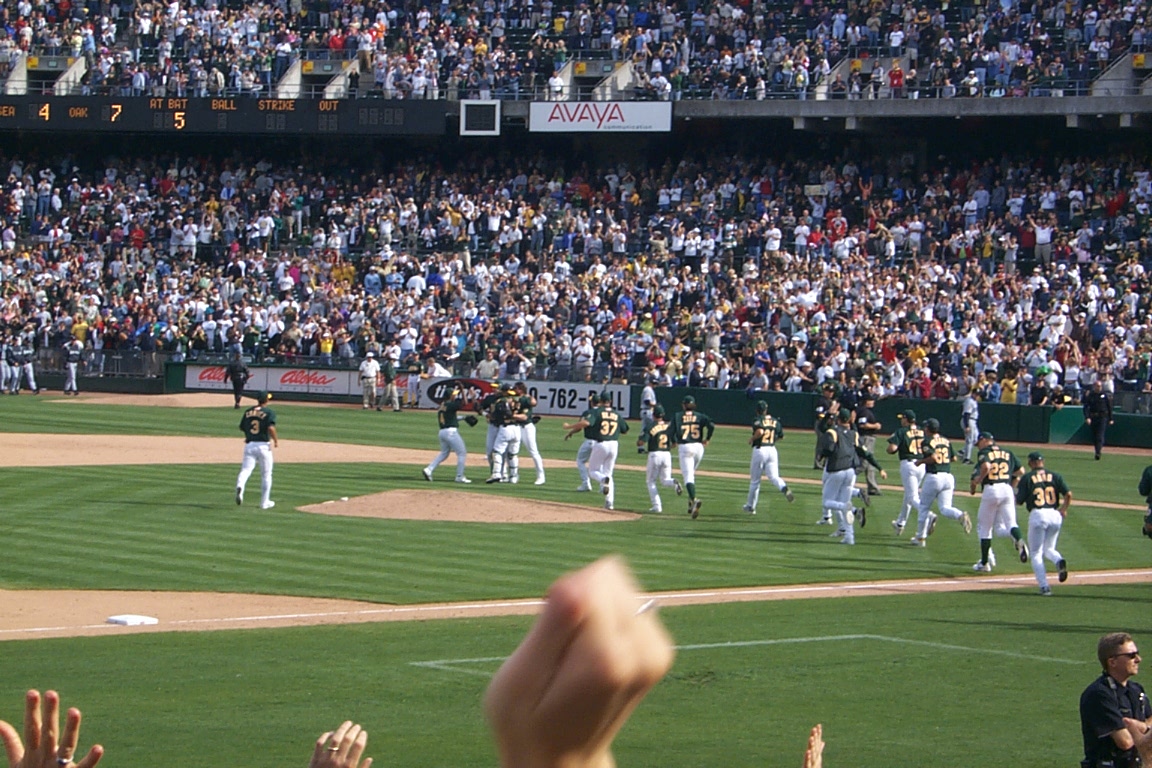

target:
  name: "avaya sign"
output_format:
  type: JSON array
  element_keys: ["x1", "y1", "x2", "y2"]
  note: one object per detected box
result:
[{"x1": 529, "y1": 102, "x2": 671, "y2": 133}]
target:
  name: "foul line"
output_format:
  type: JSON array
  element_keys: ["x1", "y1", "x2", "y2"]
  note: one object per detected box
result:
[{"x1": 410, "y1": 633, "x2": 1085, "y2": 677}]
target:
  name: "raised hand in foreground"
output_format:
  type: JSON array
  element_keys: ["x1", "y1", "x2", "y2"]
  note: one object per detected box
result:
[{"x1": 0, "y1": 690, "x2": 103, "y2": 768}]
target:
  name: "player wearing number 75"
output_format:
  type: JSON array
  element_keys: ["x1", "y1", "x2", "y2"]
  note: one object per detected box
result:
[
  {"x1": 671, "y1": 395, "x2": 714, "y2": 519},
  {"x1": 968, "y1": 432, "x2": 1026, "y2": 573}
]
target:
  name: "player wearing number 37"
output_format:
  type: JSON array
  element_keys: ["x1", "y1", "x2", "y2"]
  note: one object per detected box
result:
[{"x1": 236, "y1": 391, "x2": 278, "y2": 510}]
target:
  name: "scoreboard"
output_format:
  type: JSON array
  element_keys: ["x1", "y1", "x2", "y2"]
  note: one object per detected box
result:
[{"x1": 0, "y1": 96, "x2": 447, "y2": 135}]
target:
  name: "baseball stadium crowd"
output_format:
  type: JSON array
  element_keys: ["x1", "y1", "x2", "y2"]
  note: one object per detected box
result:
[
  {"x1": 1, "y1": 0, "x2": 1147, "y2": 99},
  {"x1": 2, "y1": 140, "x2": 1152, "y2": 406}
]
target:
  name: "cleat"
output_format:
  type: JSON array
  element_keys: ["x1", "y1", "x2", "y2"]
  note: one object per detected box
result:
[
  {"x1": 839, "y1": 537, "x2": 855, "y2": 545},
  {"x1": 534, "y1": 477, "x2": 546, "y2": 485},
  {"x1": 510, "y1": 476, "x2": 520, "y2": 484},
  {"x1": 455, "y1": 477, "x2": 472, "y2": 484},
  {"x1": 891, "y1": 520, "x2": 905, "y2": 536},
  {"x1": 690, "y1": 499, "x2": 701, "y2": 519},
  {"x1": 961, "y1": 511, "x2": 972, "y2": 534},
  {"x1": 1015, "y1": 538, "x2": 1029, "y2": 563},
  {"x1": 601, "y1": 478, "x2": 611, "y2": 495},
  {"x1": 576, "y1": 485, "x2": 591, "y2": 492},
  {"x1": 1039, "y1": 586, "x2": 1052, "y2": 596},
  {"x1": 785, "y1": 489, "x2": 795, "y2": 503},
  {"x1": 647, "y1": 507, "x2": 662, "y2": 513},
  {"x1": 235, "y1": 487, "x2": 243, "y2": 506},
  {"x1": 674, "y1": 480, "x2": 684, "y2": 496},
  {"x1": 260, "y1": 501, "x2": 276, "y2": 510},
  {"x1": 909, "y1": 537, "x2": 926, "y2": 547},
  {"x1": 485, "y1": 475, "x2": 502, "y2": 484},
  {"x1": 604, "y1": 502, "x2": 614, "y2": 511},
  {"x1": 422, "y1": 468, "x2": 432, "y2": 482},
  {"x1": 859, "y1": 505, "x2": 867, "y2": 528},
  {"x1": 830, "y1": 528, "x2": 847, "y2": 538},
  {"x1": 926, "y1": 512, "x2": 938, "y2": 536},
  {"x1": 989, "y1": 549, "x2": 997, "y2": 567},
  {"x1": 818, "y1": 516, "x2": 835, "y2": 525},
  {"x1": 1057, "y1": 559, "x2": 1068, "y2": 583},
  {"x1": 742, "y1": 505, "x2": 755, "y2": 514},
  {"x1": 972, "y1": 561, "x2": 992, "y2": 572}
]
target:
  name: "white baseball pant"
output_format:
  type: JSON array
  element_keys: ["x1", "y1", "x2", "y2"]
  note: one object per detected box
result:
[
  {"x1": 0, "y1": 360, "x2": 9, "y2": 391},
  {"x1": 678, "y1": 443, "x2": 705, "y2": 485},
  {"x1": 746, "y1": 446, "x2": 786, "y2": 512},
  {"x1": 646, "y1": 450, "x2": 677, "y2": 511},
  {"x1": 21, "y1": 363, "x2": 36, "y2": 392},
  {"x1": 576, "y1": 438, "x2": 595, "y2": 490},
  {"x1": 405, "y1": 374, "x2": 420, "y2": 405},
  {"x1": 426, "y1": 427, "x2": 468, "y2": 480},
  {"x1": 486, "y1": 422, "x2": 499, "y2": 473},
  {"x1": 976, "y1": 483, "x2": 1018, "y2": 539},
  {"x1": 822, "y1": 467, "x2": 858, "y2": 544},
  {"x1": 520, "y1": 421, "x2": 545, "y2": 482},
  {"x1": 491, "y1": 424, "x2": 522, "y2": 482},
  {"x1": 894, "y1": 460, "x2": 926, "y2": 526},
  {"x1": 589, "y1": 440, "x2": 620, "y2": 508},
  {"x1": 963, "y1": 421, "x2": 979, "y2": 461},
  {"x1": 1027, "y1": 508, "x2": 1064, "y2": 590},
  {"x1": 65, "y1": 362, "x2": 79, "y2": 393},
  {"x1": 237, "y1": 441, "x2": 274, "y2": 507},
  {"x1": 915, "y1": 473, "x2": 965, "y2": 539}
]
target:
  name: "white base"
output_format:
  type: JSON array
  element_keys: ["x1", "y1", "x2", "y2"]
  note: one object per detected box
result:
[{"x1": 106, "y1": 614, "x2": 159, "y2": 626}]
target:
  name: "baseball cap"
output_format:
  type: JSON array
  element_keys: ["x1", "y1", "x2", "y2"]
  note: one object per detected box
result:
[
  {"x1": 1027, "y1": 451, "x2": 1044, "y2": 462},
  {"x1": 682, "y1": 395, "x2": 696, "y2": 405},
  {"x1": 978, "y1": 431, "x2": 995, "y2": 441},
  {"x1": 924, "y1": 418, "x2": 940, "y2": 431},
  {"x1": 366, "y1": 351, "x2": 375, "y2": 357},
  {"x1": 653, "y1": 404, "x2": 666, "y2": 418},
  {"x1": 901, "y1": 409, "x2": 917, "y2": 421},
  {"x1": 838, "y1": 408, "x2": 852, "y2": 421},
  {"x1": 256, "y1": 391, "x2": 271, "y2": 403},
  {"x1": 755, "y1": 400, "x2": 768, "y2": 413}
]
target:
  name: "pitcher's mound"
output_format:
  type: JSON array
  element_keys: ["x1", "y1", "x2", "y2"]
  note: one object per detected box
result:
[{"x1": 300, "y1": 490, "x2": 641, "y2": 523}]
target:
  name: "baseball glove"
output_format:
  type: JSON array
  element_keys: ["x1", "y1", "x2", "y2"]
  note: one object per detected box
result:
[
  {"x1": 531, "y1": 415, "x2": 542, "y2": 424},
  {"x1": 1143, "y1": 510, "x2": 1152, "y2": 540},
  {"x1": 464, "y1": 414, "x2": 479, "y2": 427}
]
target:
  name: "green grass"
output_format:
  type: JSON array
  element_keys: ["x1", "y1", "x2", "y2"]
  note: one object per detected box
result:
[{"x1": 0, "y1": 584, "x2": 1143, "y2": 768}]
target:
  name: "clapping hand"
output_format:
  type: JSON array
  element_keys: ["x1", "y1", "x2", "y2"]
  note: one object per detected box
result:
[
  {"x1": 309, "y1": 722, "x2": 372, "y2": 768},
  {"x1": 0, "y1": 690, "x2": 103, "y2": 768}
]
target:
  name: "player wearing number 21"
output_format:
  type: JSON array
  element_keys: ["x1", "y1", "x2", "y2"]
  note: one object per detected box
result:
[
  {"x1": 969, "y1": 432, "x2": 1026, "y2": 573},
  {"x1": 672, "y1": 395, "x2": 715, "y2": 519},
  {"x1": 1016, "y1": 451, "x2": 1072, "y2": 595},
  {"x1": 236, "y1": 391, "x2": 278, "y2": 510}
]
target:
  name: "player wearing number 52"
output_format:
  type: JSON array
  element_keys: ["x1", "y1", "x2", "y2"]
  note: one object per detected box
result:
[
  {"x1": 236, "y1": 391, "x2": 278, "y2": 510},
  {"x1": 671, "y1": 395, "x2": 714, "y2": 519},
  {"x1": 908, "y1": 418, "x2": 972, "y2": 547},
  {"x1": 969, "y1": 432, "x2": 1026, "y2": 572},
  {"x1": 1016, "y1": 452, "x2": 1072, "y2": 595}
]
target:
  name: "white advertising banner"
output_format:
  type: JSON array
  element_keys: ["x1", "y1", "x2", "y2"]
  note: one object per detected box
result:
[
  {"x1": 529, "y1": 102, "x2": 672, "y2": 133},
  {"x1": 185, "y1": 365, "x2": 350, "y2": 396},
  {"x1": 418, "y1": 377, "x2": 633, "y2": 418}
]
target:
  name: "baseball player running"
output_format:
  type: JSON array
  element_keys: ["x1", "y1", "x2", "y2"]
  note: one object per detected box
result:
[
  {"x1": 744, "y1": 400, "x2": 795, "y2": 514},
  {"x1": 819, "y1": 409, "x2": 886, "y2": 545},
  {"x1": 564, "y1": 394, "x2": 628, "y2": 510},
  {"x1": 969, "y1": 431, "x2": 1026, "y2": 572},
  {"x1": 961, "y1": 389, "x2": 981, "y2": 463},
  {"x1": 672, "y1": 395, "x2": 715, "y2": 519},
  {"x1": 423, "y1": 386, "x2": 473, "y2": 483},
  {"x1": 487, "y1": 385, "x2": 527, "y2": 484},
  {"x1": 887, "y1": 410, "x2": 926, "y2": 536},
  {"x1": 909, "y1": 418, "x2": 972, "y2": 546},
  {"x1": 1016, "y1": 451, "x2": 1071, "y2": 595},
  {"x1": 571, "y1": 392, "x2": 600, "y2": 491},
  {"x1": 643, "y1": 404, "x2": 682, "y2": 513},
  {"x1": 236, "y1": 391, "x2": 278, "y2": 510},
  {"x1": 514, "y1": 382, "x2": 546, "y2": 485}
]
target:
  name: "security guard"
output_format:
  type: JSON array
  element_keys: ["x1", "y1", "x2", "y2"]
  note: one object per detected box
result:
[
  {"x1": 1080, "y1": 632, "x2": 1151, "y2": 768},
  {"x1": 1083, "y1": 381, "x2": 1114, "y2": 460}
]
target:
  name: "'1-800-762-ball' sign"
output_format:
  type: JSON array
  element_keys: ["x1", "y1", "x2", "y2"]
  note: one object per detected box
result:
[{"x1": 420, "y1": 378, "x2": 632, "y2": 418}]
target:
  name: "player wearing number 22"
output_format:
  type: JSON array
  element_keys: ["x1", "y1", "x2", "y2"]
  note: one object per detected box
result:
[
  {"x1": 236, "y1": 391, "x2": 278, "y2": 510},
  {"x1": 969, "y1": 432, "x2": 1027, "y2": 572},
  {"x1": 672, "y1": 395, "x2": 715, "y2": 519},
  {"x1": 564, "y1": 393, "x2": 628, "y2": 510},
  {"x1": 1016, "y1": 451, "x2": 1072, "y2": 595},
  {"x1": 743, "y1": 401, "x2": 794, "y2": 515},
  {"x1": 908, "y1": 418, "x2": 972, "y2": 547}
]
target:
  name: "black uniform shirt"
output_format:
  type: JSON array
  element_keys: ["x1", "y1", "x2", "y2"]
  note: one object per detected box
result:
[{"x1": 1080, "y1": 674, "x2": 1150, "y2": 766}]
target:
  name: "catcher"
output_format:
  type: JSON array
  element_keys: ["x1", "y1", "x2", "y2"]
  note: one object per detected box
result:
[{"x1": 1139, "y1": 464, "x2": 1152, "y2": 539}]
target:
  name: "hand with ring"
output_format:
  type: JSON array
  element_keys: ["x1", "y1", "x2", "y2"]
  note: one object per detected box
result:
[
  {"x1": 0, "y1": 690, "x2": 103, "y2": 768},
  {"x1": 309, "y1": 721, "x2": 372, "y2": 768}
]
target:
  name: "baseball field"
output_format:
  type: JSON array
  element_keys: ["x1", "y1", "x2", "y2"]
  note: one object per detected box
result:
[{"x1": 1, "y1": 392, "x2": 1149, "y2": 768}]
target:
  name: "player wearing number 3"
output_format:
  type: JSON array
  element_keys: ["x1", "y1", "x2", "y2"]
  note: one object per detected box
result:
[
  {"x1": 672, "y1": 395, "x2": 715, "y2": 519},
  {"x1": 1016, "y1": 452, "x2": 1072, "y2": 595},
  {"x1": 969, "y1": 432, "x2": 1026, "y2": 572},
  {"x1": 236, "y1": 391, "x2": 278, "y2": 510}
]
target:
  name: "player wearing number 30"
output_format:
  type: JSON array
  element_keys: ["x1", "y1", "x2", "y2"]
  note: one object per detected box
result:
[
  {"x1": 235, "y1": 391, "x2": 278, "y2": 510},
  {"x1": 1016, "y1": 452, "x2": 1071, "y2": 595},
  {"x1": 422, "y1": 387, "x2": 471, "y2": 484},
  {"x1": 969, "y1": 432, "x2": 1027, "y2": 572},
  {"x1": 672, "y1": 395, "x2": 715, "y2": 519},
  {"x1": 908, "y1": 418, "x2": 972, "y2": 546},
  {"x1": 643, "y1": 405, "x2": 682, "y2": 513},
  {"x1": 743, "y1": 401, "x2": 794, "y2": 515}
]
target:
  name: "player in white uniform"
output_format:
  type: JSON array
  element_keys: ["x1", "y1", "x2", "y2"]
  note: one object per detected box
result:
[
  {"x1": 487, "y1": 386, "x2": 526, "y2": 484},
  {"x1": 514, "y1": 382, "x2": 546, "y2": 484},
  {"x1": 642, "y1": 405, "x2": 682, "y2": 513},
  {"x1": 1015, "y1": 451, "x2": 1071, "y2": 595},
  {"x1": 63, "y1": 337, "x2": 84, "y2": 395},
  {"x1": 571, "y1": 392, "x2": 599, "y2": 491},
  {"x1": 819, "y1": 409, "x2": 887, "y2": 545},
  {"x1": 887, "y1": 410, "x2": 926, "y2": 535},
  {"x1": 672, "y1": 395, "x2": 714, "y2": 519},
  {"x1": 422, "y1": 387, "x2": 472, "y2": 483},
  {"x1": 909, "y1": 419, "x2": 972, "y2": 546},
  {"x1": 969, "y1": 432, "x2": 1027, "y2": 572},
  {"x1": 235, "y1": 391, "x2": 278, "y2": 510},
  {"x1": 565, "y1": 394, "x2": 628, "y2": 511},
  {"x1": 743, "y1": 400, "x2": 795, "y2": 514},
  {"x1": 961, "y1": 390, "x2": 980, "y2": 463},
  {"x1": 636, "y1": 377, "x2": 657, "y2": 454}
]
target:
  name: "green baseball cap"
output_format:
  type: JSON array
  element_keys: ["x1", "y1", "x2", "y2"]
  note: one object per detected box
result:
[
  {"x1": 1027, "y1": 451, "x2": 1044, "y2": 462},
  {"x1": 979, "y1": 431, "x2": 995, "y2": 441},
  {"x1": 838, "y1": 408, "x2": 852, "y2": 422},
  {"x1": 682, "y1": 395, "x2": 696, "y2": 405},
  {"x1": 901, "y1": 409, "x2": 917, "y2": 421}
]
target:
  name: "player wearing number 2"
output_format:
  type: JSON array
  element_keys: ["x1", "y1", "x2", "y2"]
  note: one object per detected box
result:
[
  {"x1": 908, "y1": 418, "x2": 972, "y2": 547},
  {"x1": 969, "y1": 432, "x2": 1026, "y2": 572},
  {"x1": 643, "y1": 405, "x2": 682, "y2": 513},
  {"x1": 672, "y1": 395, "x2": 715, "y2": 519},
  {"x1": 743, "y1": 400, "x2": 794, "y2": 515},
  {"x1": 1016, "y1": 451, "x2": 1072, "y2": 595},
  {"x1": 236, "y1": 391, "x2": 278, "y2": 510}
]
